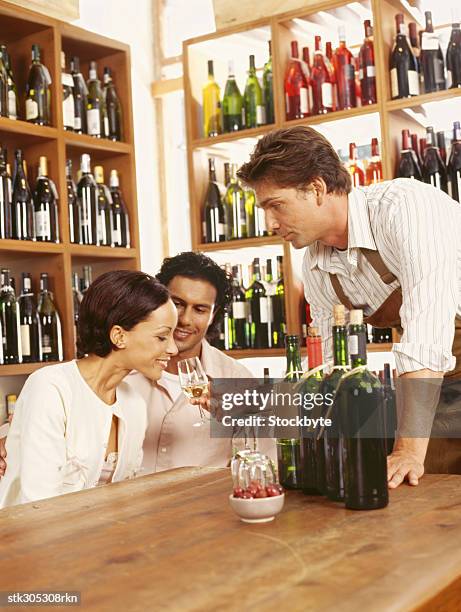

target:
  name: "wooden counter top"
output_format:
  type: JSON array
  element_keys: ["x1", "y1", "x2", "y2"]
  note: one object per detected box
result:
[{"x1": 1, "y1": 468, "x2": 461, "y2": 611}]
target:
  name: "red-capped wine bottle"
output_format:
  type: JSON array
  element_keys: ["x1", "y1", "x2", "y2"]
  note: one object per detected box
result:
[
  {"x1": 311, "y1": 36, "x2": 333, "y2": 114},
  {"x1": 447, "y1": 10, "x2": 461, "y2": 89},
  {"x1": 359, "y1": 20, "x2": 377, "y2": 105},
  {"x1": 448, "y1": 121, "x2": 461, "y2": 202},
  {"x1": 348, "y1": 142, "x2": 364, "y2": 187},
  {"x1": 390, "y1": 14, "x2": 419, "y2": 99},
  {"x1": 284, "y1": 41, "x2": 310, "y2": 120},
  {"x1": 411, "y1": 133, "x2": 423, "y2": 168},
  {"x1": 398, "y1": 129, "x2": 422, "y2": 180},
  {"x1": 333, "y1": 26, "x2": 356, "y2": 110},
  {"x1": 421, "y1": 11, "x2": 446, "y2": 93},
  {"x1": 423, "y1": 126, "x2": 448, "y2": 193}
]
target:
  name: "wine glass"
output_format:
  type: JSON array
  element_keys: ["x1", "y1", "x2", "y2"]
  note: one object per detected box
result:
[{"x1": 178, "y1": 356, "x2": 209, "y2": 427}]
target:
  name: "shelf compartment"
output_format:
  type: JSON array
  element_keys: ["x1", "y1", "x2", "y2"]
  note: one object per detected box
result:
[
  {"x1": 64, "y1": 132, "x2": 131, "y2": 156},
  {"x1": 283, "y1": 103, "x2": 379, "y2": 128},
  {"x1": 0, "y1": 240, "x2": 64, "y2": 254},
  {"x1": 0, "y1": 117, "x2": 58, "y2": 141},
  {"x1": 386, "y1": 88, "x2": 461, "y2": 113},
  {"x1": 192, "y1": 125, "x2": 274, "y2": 149}
]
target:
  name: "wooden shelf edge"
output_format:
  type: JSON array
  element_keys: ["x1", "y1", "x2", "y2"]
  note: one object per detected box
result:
[
  {"x1": 196, "y1": 236, "x2": 283, "y2": 252},
  {"x1": 282, "y1": 103, "x2": 379, "y2": 128},
  {"x1": 0, "y1": 240, "x2": 64, "y2": 254},
  {"x1": 223, "y1": 348, "x2": 285, "y2": 358},
  {"x1": 191, "y1": 125, "x2": 275, "y2": 149},
  {"x1": 367, "y1": 343, "x2": 393, "y2": 352},
  {"x1": 386, "y1": 88, "x2": 461, "y2": 112},
  {"x1": 64, "y1": 132, "x2": 132, "y2": 154},
  {"x1": 0, "y1": 361, "x2": 61, "y2": 376},
  {"x1": 0, "y1": 117, "x2": 58, "y2": 139},
  {"x1": 69, "y1": 245, "x2": 138, "y2": 259}
]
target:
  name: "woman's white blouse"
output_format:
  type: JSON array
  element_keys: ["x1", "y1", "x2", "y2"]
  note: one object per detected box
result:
[{"x1": 0, "y1": 360, "x2": 147, "y2": 508}]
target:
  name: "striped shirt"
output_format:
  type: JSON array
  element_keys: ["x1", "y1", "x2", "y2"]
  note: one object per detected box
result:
[{"x1": 302, "y1": 178, "x2": 461, "y2": 375}]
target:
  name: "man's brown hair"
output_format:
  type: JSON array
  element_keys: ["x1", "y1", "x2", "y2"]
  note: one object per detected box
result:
[{"x1": 237, "y1": 125, "x2": 351, "y2": 194}]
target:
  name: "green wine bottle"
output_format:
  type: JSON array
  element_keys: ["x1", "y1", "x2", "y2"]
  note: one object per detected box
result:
[
  {"x1": 299, "y1": 327, "x2": 324, "y2": 495},
  {"x1": 0, "y1": 268, "x2": 22, "y2": 364},
  {"x1": 273, "y1": 255, "x2": 286, "y2": 348},
  {"x1": 202, "y1": 60, "x2": 222, "y2": 138},
  {"x1": 25, "y1": 44, "x2": 51, "y2": 126},
  {"x1": 244, "y1": 185, "x2": 255, "y2": 238},
  {"x1": 87, "y1": 61, "x2": 107, "y2": 138},
  {"x1": 277, "y1": 334, "x2": 303, "y2": 489},
  {"x1": 263, "y1": 41, "x2": 274, "y2": 124},
  {"x1": 231, "y1": 264, "x2": 249, "y2": 349},
  {"x1": 244, "y1": 55, "x2": 265, "y2": 128},
  {"x1": 2, "y1": 47, "x2": 18, "y2": 120},
  {"x1": 225, "y1": 163, "x2": 247, "y2": 240},
  {"x1": 246, "y1": 258, "x2": 269, "y2": 349},
  {"x1": 337, "y1": 309, "x2": 389, "y2": 510},
  {"x1": 321, "y1": 304, "x2": 349, "y2": 502},
  {"x1": 0, "y1": 46, "x2": 9, "y2": 118},
  {"x1": 37, "y1": 272, "x2": 63, "y2": 362},
  {"x1": 222, "y1": 60, "x2": 243, "y2": 132}
]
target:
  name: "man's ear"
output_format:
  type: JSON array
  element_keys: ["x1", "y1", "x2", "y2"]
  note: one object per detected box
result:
[{"x1": 311, "y1": 177, "x2": 327, "y2": 204}]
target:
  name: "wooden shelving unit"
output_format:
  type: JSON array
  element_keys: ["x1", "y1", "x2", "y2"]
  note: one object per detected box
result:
[
  {"x1": 0, "y1": 0, "x2": 140, "y2": 378},
  {"x1": 183, "y1": 0, "x2": 451, "y2": 357}
]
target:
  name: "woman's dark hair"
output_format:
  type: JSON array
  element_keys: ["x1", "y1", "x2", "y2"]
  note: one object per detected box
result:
[
  {"x1": 237, "y1": 125, "x2": 351, "y2": 194},
  {"x1": 156, "y1": 251, "x2": 232, "y2": 341},
  {"x1": 77, "y1": 270, "x2": 170, "y2": 357}
]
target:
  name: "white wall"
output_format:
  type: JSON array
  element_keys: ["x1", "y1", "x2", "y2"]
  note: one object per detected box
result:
[{"x1": 74, "y1": 0, "x2": 162, "y2": 275}]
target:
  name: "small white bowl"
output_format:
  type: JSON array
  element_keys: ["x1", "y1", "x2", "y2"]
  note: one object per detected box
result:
[{"x1": 228, "y1": 492, "x2": 285, "y2": 523}]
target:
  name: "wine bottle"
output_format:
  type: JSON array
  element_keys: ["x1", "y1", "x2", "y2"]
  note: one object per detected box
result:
[
  {"x1": 81, "y1": 265, "x2": 93, "y2": 293},
  {"x1": 359, "y1": 20, "x2": 377, "y2": 105},
  {"x1": 222, "y1": 61, "x2": 243, "y2": 133},
  {"x1": 203, "y1": 157, "x2": 226, "y2": 243},
  {"x1": 34, "y1": 156, "x2": 59, "y2": 243},
  {"x1": 277, "y1": 334, "x2": 303, "y2": 490},
  {"x1": 408, "y1": 22, "x2": 422, "y2": 90},
  {"x1": 231, "y1": 264, "x2": 249, "y2": 350},
  {"x1": 37, "y1": 272, "x2": 63, "y2": 362},
  {"x1": 333, "y1": 26, "x2": 356, "y2": 111},
  {"x1": 72, "y1": 271, "x2": 82, "y2": 353},
  {"x1": 244, "y1": 55, "x2": 265, "y2": 129},
  {"x1": 0, "y1": 269, "x2": 22, "y2": 364},
  {"x1": 300, "y1": 327, "x2": 325, "y2": 495},
  {"x1": 302, "y1": 47, "x2": 315, "y2": 113},
  {"x1": 437, "y1": 131, "x2": 447, "y2": 164},
  {"x1": 61, "y1": 51, "x2": 75, "y2": 131},
  {"x1": 311, "y1": 36, "x2": 333, "y2": 114},
  {"x1": 103, "y1": 67, "x2": 123, "y2": 141},
  {"x1": 77, "y1": 153, "x2": 98, "y2": 245},
  {"x1": 12, "y1": 149, "x2": 35, "y2": 241},
  {"x1": 216, "y1": 263, "x2": 233, "y2": 351},
  {"x1": 246, "y1": 258, "x2": 269, "y2": 349},
  {"x1": 382, "y1": 363, "x2": 396, "y2": 456},
  {"x1": 66, "y1": 159, "x2": 82, "y2": 244},
  {"x1": 225, "y1": 163, "x2": 247, "y2": 240},
  {"x1": 263, "y1": 41, "x2": 274, "y2": 124},
  {"x1": 109, "y1": 169, "x2": 130, "y2": 247},
  {"x1": 94, "y1": 165, "x2": 113, "y2": 247},
  {"x1": 252, "y1": 188, "x2": 266, "y2": 237},
  {"x1": 273, "y1": 255, "x2": 286, "y2": 348},
  {"x1": 285, "y1": 41, "x2": 310, "y2": 120},
  {"x1": 321, "y1": 304, "x2": 348, "y2": 501},
  {"x1": 347, "y1": 142, "x2": 365, "y2": 187},
  {"x1": 398, "y1": 130, "x2": 422, "y2": 180},
  {"x1": 0, "y1": 148, "x2": 12, "y2": 239},
  {"x1": 447, "y1": 10, "x2": 461, "y2": 88},
  {"x1": 337, "y1": 309, "x2": 388, "y2": 510},
  {"x1": 19, "y1": 272, "x2": 41, "y2": 363},
  {"x1": 419, "y1": 137, "x2": 427, "y2": 162},
  {"x1": 70, "y1": 57, "x2": 88, "y2": 134},
  {"x1": 365, "y1": 138, "x2": 382, "y2": 185},
  {"x1": 448, "y1": 121, "x2": 461, "y2": 202},
  {"x1": 411, "y1": 132, "x2": 424, "y2": 169},
  {"x1": 25, "y1": 44, "x2": 51, "y2": 125},
  {"x1": 87, "y1": 61, "x2": 108, "y2": 138},
  {"x1": 390, "y1": 14, "x2": 419, "y2": 99},
  {"x1": 325, "y1": 42, "x2": 337, "y2": 110},
  {"x1": 263, "y1": 259, "x2": 274, "y2": 350},
  {"x1": 423, "y1": 126, "x2": 448, "y2": 193},
  {"x1": 0, "y1": 46, "x2": 8, "y2": 118},
  {"x1": 421, "y1": 11, "x2": 446, "y2": 93},
  {"x1": 2, "y1": 47, "x2": 18, "y2": 120},
  {"x1": 202, "y1": 60, "x2": 222, "y2": 138}
]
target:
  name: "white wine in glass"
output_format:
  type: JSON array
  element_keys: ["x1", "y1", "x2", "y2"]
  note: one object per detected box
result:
[{"x1": 178, "y1": 357, "x2": 209, "y2": 426}]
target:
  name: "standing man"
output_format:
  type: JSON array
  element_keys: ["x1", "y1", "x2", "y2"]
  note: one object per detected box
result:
[
  {"x1": 128, "y1": 251, "x2": 274, "y2": 473},
  {"x1": 237, "y1": 125, "x2": 461, "y2": 488}
]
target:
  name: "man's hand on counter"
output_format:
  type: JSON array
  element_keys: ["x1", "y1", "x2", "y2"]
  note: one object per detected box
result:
[
  {"x1": 0, "y1": 437, "x2": 6, "y2": 477},
  {"x1": 387, "y1": 438, "x2": 427, "y2": 488}
]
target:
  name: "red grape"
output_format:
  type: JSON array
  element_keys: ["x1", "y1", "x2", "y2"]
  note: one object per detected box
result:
[
  {"x1": 233, "y1": 487, "x2": 244, "y2": 498},
  {"x1": 255, "y1": 489, "x2": 268, "y2": 498},
  {"x1": 241, "y1": 492, "x2": 253, "y2": 499}
]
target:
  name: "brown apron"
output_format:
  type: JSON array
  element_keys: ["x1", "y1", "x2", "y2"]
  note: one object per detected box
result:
[{"x1": 329, "y1": 248, "x2": 461, "y2": 474}]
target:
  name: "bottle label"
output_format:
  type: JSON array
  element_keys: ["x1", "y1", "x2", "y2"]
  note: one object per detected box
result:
[
  {"x1": 202, "y1": 221, "x2": 206, "y2": 240},
  {"x1": 63, "y1": 95, "x2": 75, "y2": 129},
  {"x1": 26, "y1": 98, "x2": 39, "y2": 120},
  {"x1": 285, "y1": 93, "x2": 290, "y2": 114},
  {"x1": 42, "y1": 334, "x2": 52, "y2": 354},
  {"x1": 300, "y1": 87, "x2": 308, "y2": 114},
  {"x1": 97, "y1": 213, "x2": 103, "y2": 243},
  {"x1": 448, "y1": 179, "x2": 453, "y2": 199},
  {"x1": 349, "y1": 334, "x2": 358, "y2": 355},
  {"x1": 62, "y1": 72, "x2": 74, "y2": 87},
  {"x1": 217, "y1": 222, "x2": 225, "y2": 237},
  {"x1": 112, "y1": 227, "x2": 122, "y2": 245},
  {"x1": 267, "y1": 297, "x2": 274, "y2": 323},
  {"x1": 361, "y1": 65, "x2": 376, "y2": 79},
  {"x1": 259, "y1": 297, "x2": 269, "y2": 324},
  {"x1": 20, "y1": 324, "x2": 31, "y2": 357},
  {"x1": 256, "y1": 105, "x2": 266, "y2": 125},
  {"x1": 421, "y1": 32, "x2": 440, "y2": 51},
  {"x1": 232, "y1": 302, "x2": 246, "y2": 319},
  {"x1": 308, "y1": 87, "x2": 314, "y2": 114},
  {"x1": 104, "y1": 116, "x2": 109, "y2": 136},
  {"x1": 321, "y1": 82, "x2": 333, "y2": 108},
  {"x1": 74, "y1": 116, "x2": 82, "y2": 131},
  {"x1": 87, "y1": 108, "x2": 101, "y2": 135},
  {"x1": 8, "y1": 90, "x2": 16, "y2": 119},
  {"x1": 390, "y1": 68, "x2": 399, "y2": 98},
  {"x1": 35, "y1": 209, "x2": 51, "y2": 238},
  {"x1": 447, "y1": 69, "x2": 453, "y2": 89}
]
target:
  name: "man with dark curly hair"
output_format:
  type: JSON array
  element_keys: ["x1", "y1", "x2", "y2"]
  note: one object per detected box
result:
[{"x1": 128, "y1": 251, "x2": 275, "y2": 473}]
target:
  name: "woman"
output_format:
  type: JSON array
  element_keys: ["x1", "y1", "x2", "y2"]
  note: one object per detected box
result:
[{"x1": 0, "y1": 270, "x2": 177, "y2": 508}]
